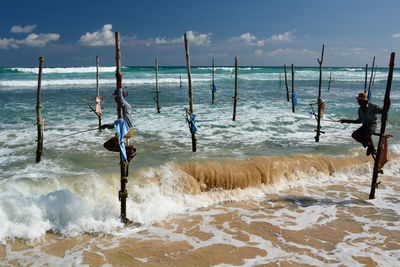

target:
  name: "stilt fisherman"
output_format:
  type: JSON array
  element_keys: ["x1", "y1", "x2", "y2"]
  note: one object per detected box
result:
[
  {"x1": 339, "y1": 92, "x2": 382, "y2": 156},
  {"x1": 101, "y1": 86, "x2": 136, "y2": 162}
]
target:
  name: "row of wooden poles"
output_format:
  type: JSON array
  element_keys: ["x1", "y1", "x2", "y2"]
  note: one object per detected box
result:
[{"x1": 34, "y1": 33, "x2": 395, "y2": 224}]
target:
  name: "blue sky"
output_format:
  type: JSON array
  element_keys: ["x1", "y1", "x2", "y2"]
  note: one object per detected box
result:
[{"x1": 1, "y1": 0, "x2": 399, "y2": 67}]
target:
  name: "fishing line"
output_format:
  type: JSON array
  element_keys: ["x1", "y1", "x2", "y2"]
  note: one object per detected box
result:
[
  {"x1": 0, "y1": 127, "x2": 100, "y2": 166},
  {"x1": 45, "y1": 128, "x2": 100, "y2": 143}
]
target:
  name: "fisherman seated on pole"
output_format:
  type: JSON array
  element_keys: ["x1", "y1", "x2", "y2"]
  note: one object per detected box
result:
[
  {"x1": 339, "y1": 92, "x2": 382, "y2": 156},
  {"x1": 101, "y1": 86, "x2": 136, "y2": 162}
]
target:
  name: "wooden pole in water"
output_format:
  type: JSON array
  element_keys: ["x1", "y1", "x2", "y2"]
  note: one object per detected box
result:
[
  {"x1": 369, "y1": 52, "x2": 395, "y2": 199},
  {"x1": 115, "y1": 32, "x2": 129, "y2": 223},
  {"x1": 291, "y1": 64, "x2": 295, "y2": 113},
  {"x1": 315, "y1": 44, "x2": 325, "y2": 143},
  {"x1": 35, "y1": 56, "x2": 44, "y2": 163},
  {"x1": 211, "y1": 58, "x2": 215, "y2": 104},
  {"x1": 284, "y1": 64, "x2": 289, "y2": 102},
  {"x1": 155, "y1": 58, "x2": 161, "y2": 113},
  {"x1": 184, "y1": 33, "x2": 197, "y2": 152},
  {"x1": 279, "y1": 72, "x2": 282, "y2": 89},
  {"x1": 96, "y1": 56, "x2": 102, "y2": 130},
  {"x1": 364, "y1": 64, "x2": 368, "y2": 93},
  {"x1": 232, "y1": 57, "x2": 238, "y2": 121},
  {"x1": 327, "y1": 69, "x2": 332, "y2": 91},
  {"x1": 372, "y1": 65, "x2": 377, "y2": 88},
  {"x1": 180, "y1": 74, "x2": 182, "y2": 88},
  {"x1": 368, "y1": 56, "x2": 376, "y2": 99}
]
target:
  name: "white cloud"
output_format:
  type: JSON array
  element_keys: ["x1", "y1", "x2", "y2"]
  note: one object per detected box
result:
[
  {"x1": 267, "y1": 30, "x2": 295, "y2": 42},
  {"x1": 154, "y1": 36, "x2": 181, "y2": 45},
  {"x1": 18, "y1": 33, "x2": 60, "y2": 47},
  {"x1": 0, "y1": 33, "x2": 59, "y2": 49},
  {"x1": 229, "y1": 32, "x2": 264, "y2": 47},
  {"x1": 391, "y1": 33, "x2": 400, "y2": 38},
  {"x1": 10, "y1": 24, "x2": 37, "y2": 33},
  {"x1": 185, "y1": 30, "x2": 212, "y2": 45},
  {"x1": 153, "y1": 30, "x2": 211, "y2": 46},
  {"x1": 254, "y1": 49, "x2": 264, "y2": 56},
  {"x1": 79, "y1": 24, "x2": 114, "y2": 46},
  {"x1": 0, "y1": 38, "x2": 18, "y2": 49},
  {"x1": 267, "y1": 48, "x2": 315, "y2": 57}
]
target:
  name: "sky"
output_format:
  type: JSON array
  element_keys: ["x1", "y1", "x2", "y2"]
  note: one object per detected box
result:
[{"x1": 1, "y1": 0, "x2": 400, "y2": 67}]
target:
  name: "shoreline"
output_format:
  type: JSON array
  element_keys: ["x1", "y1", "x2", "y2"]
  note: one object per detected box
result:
[{"x1": 1, "y1": 175, "x2": 399, "y2": 266}]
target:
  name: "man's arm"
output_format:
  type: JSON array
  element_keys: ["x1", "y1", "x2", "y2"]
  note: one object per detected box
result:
[
  {"x1": 339, "y1": 119, "x2": 359, "y2": 123},
  {"x1": 100, "y1": 123, "x2": 114, "y2": 129}
]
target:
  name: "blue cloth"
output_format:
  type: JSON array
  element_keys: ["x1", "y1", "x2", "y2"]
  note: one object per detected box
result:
[
  {"x1": 114, "y1": 119, "x2": 129, "y2": 162},
  {"x1": 368, "y1": 89, "x2": 372, "y2": 101},
  {"x1": 212, "y1": 84, "x2": 217, "y2": 93},
  {"x1": 292, "y1": 92, "x2": 297, "y2": 106},
  {"x1": 188, "y1": 113, "x2": 197, "y2": 134}
]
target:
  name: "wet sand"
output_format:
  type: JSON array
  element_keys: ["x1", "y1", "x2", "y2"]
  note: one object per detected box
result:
[{"x1": 1, "y1": 175, "x2": 399, "y2": 266}]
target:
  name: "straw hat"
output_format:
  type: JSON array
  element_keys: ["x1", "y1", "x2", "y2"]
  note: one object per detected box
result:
[{"x1": 356, "y1": 92, "x2": 368, "y2": 101}]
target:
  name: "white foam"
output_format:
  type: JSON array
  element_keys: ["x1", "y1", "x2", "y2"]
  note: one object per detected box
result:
[
  {"x1": 12, "y1": 66, "x2": 116, "y2": 74},
  {"x1": 0, "y1": 77, "x2": 210, "y2": 88}
]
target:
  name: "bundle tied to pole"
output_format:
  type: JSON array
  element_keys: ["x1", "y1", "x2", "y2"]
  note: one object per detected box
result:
[{"x1": 185, "y1": 108, "x2": 197, "y2": 134}]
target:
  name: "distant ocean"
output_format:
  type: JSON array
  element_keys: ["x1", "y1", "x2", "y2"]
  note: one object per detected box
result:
[{"x1": 1, "y1": 65, "x2": 400, "y2": 266}]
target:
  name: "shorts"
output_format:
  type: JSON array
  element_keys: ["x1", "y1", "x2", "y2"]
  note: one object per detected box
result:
[{"x1": 352, "y1": 123, "x2": 377, "y2": 147}]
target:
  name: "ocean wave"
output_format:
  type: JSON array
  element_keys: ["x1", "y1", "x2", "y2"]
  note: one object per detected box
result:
[
  {"x1": 345, "y1": 68, "x2": 363, "y2": 71},
  {"x1": 1, "y1": 153, "x2": 398, "y2": 242},
  {"x1": 10, "y1": 66, "x2": 117, "y2": 74},
  {"x1": 0, "y1": 77, "x2": 210, "y2": 88}
]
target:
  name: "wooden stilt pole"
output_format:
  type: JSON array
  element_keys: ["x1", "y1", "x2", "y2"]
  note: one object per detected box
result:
[
  {"x1": 155, "y1": 58, "x2": 161, "y2": 113},
  {"x1": 291, "y1": 64, "x2": 295, "y2": 113},
  {"x1": 372, "y1": 65, "x2": 377, "y2": 88},
  {"x1": 369, "y1": 52, "x2": 395, "y2": 199},
  {"x1": 284, "y1": 65, "x2": 289, "y2": 102},
  {"x1": 315, "y1": 44, "x2": 325, "y2": 143},
  {"x1": 279, "y1": 72, "x2": 282, "y2": 89},
  {"x1": 232, "y1": 57, "x2": 238, "y2": 121},
  {"x1": 211, "y1": 58, "x2": 215, "y2": 104},
  {"x1": 115, "y1": 32, "x2": 129, "y2": 223},
  {"x1": 180, "y1": 74, "x2": 182, "y2": 88},
  {"x1": 327, "y1": 69, "x2": 332, "y2": 91},
  {"x1": 184, "y1": 33, "x2": 197, "y2": 152},
  {"x1": 35, "y1": 56, "x2": 44, "y2": 163},
  {"x1": 364, "y1": 64, "x2": 368, "y2": 93},
  {"x1": 96, "y1": 56, "x2": 102, "y2": 131},
  {"x1": 368, "y1": 56, "x2": 375, "y2": 100}
]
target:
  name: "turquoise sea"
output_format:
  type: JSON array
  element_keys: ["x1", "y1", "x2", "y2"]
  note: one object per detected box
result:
[{"x1": 0, "y1": 64, "x2": 400, "y2": 265}]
